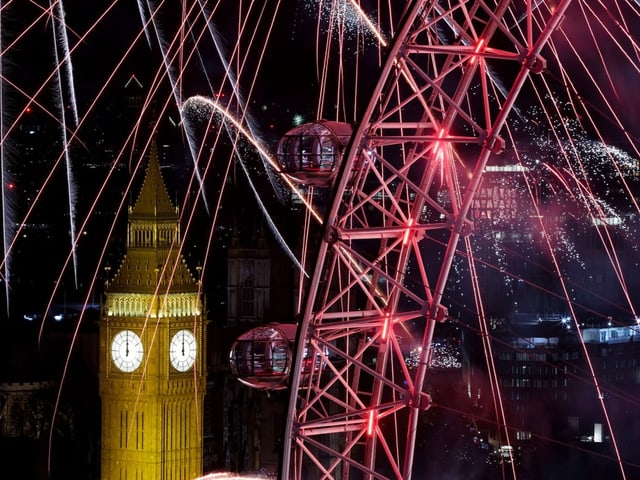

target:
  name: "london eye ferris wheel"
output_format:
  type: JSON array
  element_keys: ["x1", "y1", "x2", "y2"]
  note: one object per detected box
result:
[
  {"x1": 274, "y1": 2, "x2": 576, "y2": 479},
  {"x1": 219, "y1": 1, "x2": 639, "y2": 478},
  {"x1": 186, "y1": 1, "x2": 635, "y2": 480}
]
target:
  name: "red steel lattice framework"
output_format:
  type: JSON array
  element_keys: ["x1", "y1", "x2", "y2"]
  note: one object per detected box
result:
[{"x1": 282, "y1": 1, "x2": 573, "y2": 479}]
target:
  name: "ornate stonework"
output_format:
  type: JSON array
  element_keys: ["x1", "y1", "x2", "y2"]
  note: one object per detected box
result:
[{"x1": 99, "y1": 142, "x2": 207, "y2": 480}]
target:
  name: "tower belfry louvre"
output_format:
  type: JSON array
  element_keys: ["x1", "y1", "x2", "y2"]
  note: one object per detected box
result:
[{"x1": 99, "y1": 142, "x2": 207, "y2": 479}]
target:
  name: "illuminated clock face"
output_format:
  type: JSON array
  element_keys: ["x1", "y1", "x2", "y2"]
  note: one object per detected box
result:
[
  {"x1": 111, "y1": 330, "x2": 144, "y2": 372},
  {"x1": 170, "y1": 329, "x2": 197, "y2": 372}
]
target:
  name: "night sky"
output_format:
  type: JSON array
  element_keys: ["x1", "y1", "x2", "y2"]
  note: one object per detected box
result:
[{"x1": 1, "y1": 1, "x2": 640, "y2": 479}]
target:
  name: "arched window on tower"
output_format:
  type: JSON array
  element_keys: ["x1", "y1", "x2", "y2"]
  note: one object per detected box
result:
[{"x1": 240, "y1": 275, "x2": 255, "y2": 318}]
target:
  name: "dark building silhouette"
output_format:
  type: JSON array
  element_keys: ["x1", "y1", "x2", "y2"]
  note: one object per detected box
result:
[{"x1": 486, "y1": 317, "x2": 640, "y2": 479}]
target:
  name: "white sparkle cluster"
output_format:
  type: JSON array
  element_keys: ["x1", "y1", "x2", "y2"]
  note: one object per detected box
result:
[
  {"x1": 304, "y1": 0, "x2": 381, "y2": 46},
  {"x1": 405, "y1": 339, "x2": 463, "y2": 370}
]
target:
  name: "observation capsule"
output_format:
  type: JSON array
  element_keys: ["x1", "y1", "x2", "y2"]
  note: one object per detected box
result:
[
  {"x1": 229, "y1": 323, "x2": 326, "y2": 390},
  {"x1": 229, "y1": 323, "x2": 297, "y2": 390},
  {"x1": 277, "y1": 120, "x2": 353, "y2": 187}
]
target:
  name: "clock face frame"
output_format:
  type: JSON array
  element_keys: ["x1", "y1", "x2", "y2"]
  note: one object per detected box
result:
[
  {"x1": 170, "y1": 329, "x2": 197, "y2": 372},
  {"x1": 111, "y1": 330, "x2": 144, "y2": 372}
]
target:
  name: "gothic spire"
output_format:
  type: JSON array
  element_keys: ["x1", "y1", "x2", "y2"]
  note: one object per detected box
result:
[{"x1": 129, "y1": 140, "x2": 177, "y2": 223}]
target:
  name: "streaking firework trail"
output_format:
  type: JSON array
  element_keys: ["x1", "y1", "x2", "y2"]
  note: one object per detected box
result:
[
  {"x1": 136, "y1": 0, "x2": 153, "y2": 48},
  {"x1": 182, "y1": 95, "x2": 322, "y2": 223},
  {"x1": 50, "y1": 0, "x2": 78, "y2": 288},
  {"x1": 345, "y1": 0, "x2": 388, "y2": 46},
  {"x1": 141, "y1": 0, "x2": 210, "y2": 212},
  {"x1": 51, "y1": 0, "x2": 79, "y2": 127},
  {"x1": 197, "y1": 2, "x2": 286, "y2": 202},
  {"x1": 0, "y1": 3, "x2": 11, "y2": 312},
  {"x1": 232, "y1": 141, "x2": 307, "y2": 277},
  {"x1": 182, "y1": 94, "x2": 308, "y2": 276}
]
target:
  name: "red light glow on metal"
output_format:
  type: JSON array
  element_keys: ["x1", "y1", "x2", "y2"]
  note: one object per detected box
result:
[
  {"x1": 381, "y1": 313, "x2": 391, "y2": 341},
  {"x1": 470, "y1": 38, "x2": 486, "y2": 64},
  {"x1": 367, "y1": 410, "x2": 376, "y2": 436},
  {"x1": 403, "y1": 218, "x2": 414, "y2": 246},
  {"x1": 433, "y1": 128, "x2": 446, "y2": 162}
]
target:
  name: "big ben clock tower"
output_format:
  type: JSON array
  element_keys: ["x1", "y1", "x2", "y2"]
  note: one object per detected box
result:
[{"x1": 99, "y1": 143, "x2": 207, "y2": 479}]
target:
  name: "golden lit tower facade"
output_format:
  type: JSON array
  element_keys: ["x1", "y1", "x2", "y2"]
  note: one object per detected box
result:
[{"x1": 99, "y1": 143, "x2": 207, "y2": 479}]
